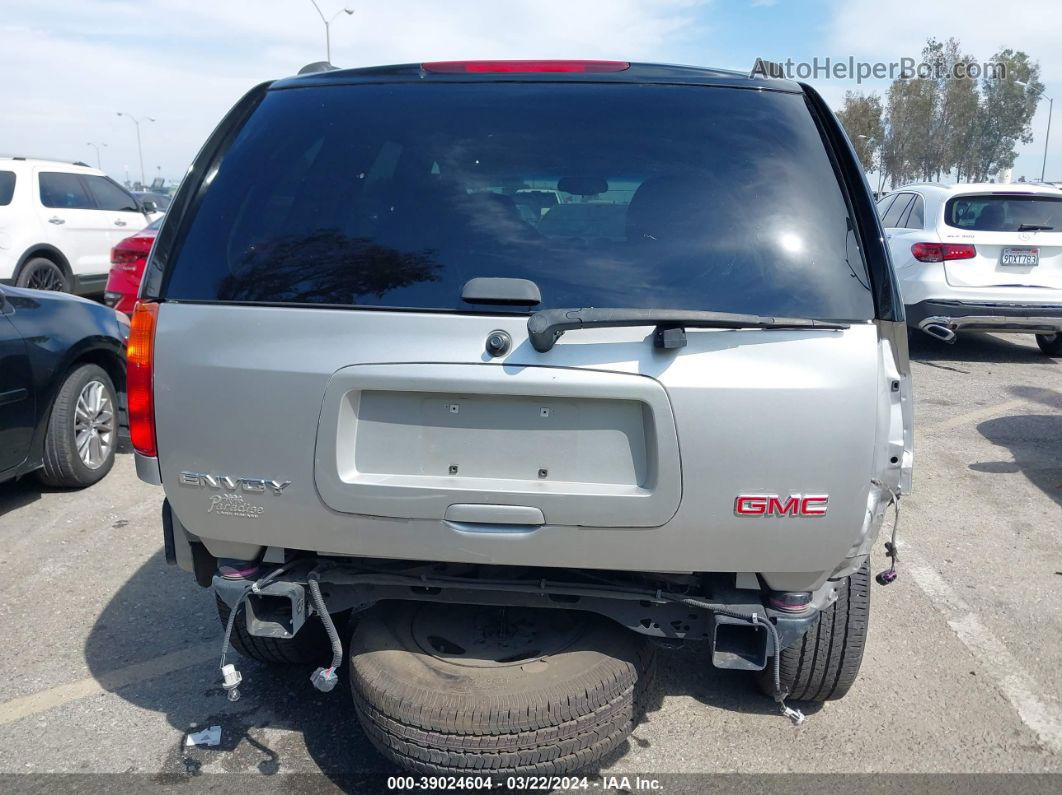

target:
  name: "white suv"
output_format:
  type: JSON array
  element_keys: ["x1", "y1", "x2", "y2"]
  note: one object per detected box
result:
[
  {"x1": 0, "y1": 157, "x2": 155, "y2": 294},
  {"x1": 881, "y1": 182, "x2": 1062, "y2": 356}
]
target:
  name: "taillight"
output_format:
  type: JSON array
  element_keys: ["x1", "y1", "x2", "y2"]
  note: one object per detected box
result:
[
  {"x1": 111, "y1": 235, "x2": 154, "y2": 272},
  {"x1": 911, "y1": 242, "x2": 977, "y2": 262},
  {"x1": 127, "y1": 301, "x2": 159, "y2": 457},
  {"x1": 421, "y1": 60, "x2": 630, "y2": 74}
]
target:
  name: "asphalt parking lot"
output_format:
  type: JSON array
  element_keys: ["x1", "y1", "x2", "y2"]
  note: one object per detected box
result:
[{"x1": 0, "y1": 331, "x2": 1059, "y2": 790}]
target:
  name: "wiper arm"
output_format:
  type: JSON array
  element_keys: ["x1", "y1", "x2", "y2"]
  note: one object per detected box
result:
[
  {"x1": 527, "y1": 307, "x2": 849, "y2": 352},
  {"x1": 1017, "y1": 223, "x2": 1054, "y2": 231}
]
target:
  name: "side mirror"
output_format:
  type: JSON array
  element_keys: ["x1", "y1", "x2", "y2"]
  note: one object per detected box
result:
[{"x1": 140, "y1": 200, "x2": 157, "y2": 214}]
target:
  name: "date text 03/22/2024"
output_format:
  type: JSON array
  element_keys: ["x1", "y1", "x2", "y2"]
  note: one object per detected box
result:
[{"x1": 385, "y1": 775, "x2": 664, "y2": 791}]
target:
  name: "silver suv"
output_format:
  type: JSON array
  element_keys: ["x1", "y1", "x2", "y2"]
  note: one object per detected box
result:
[{"x1": 132, "y1": 60, "x2": 913, "y2": 778}]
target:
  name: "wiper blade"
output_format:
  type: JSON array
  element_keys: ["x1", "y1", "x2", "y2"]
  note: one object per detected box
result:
[
  {"x1": 527, "y1": 307, "x2": 849, "y2": 352},
  {"x1": 1017, "y1": 223, "x2": 1054, "y2": 231}
]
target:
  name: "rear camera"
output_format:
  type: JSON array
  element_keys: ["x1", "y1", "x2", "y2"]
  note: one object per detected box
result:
[{"x1": 485, "y1": 330, "x2": 511, "y2": 357}]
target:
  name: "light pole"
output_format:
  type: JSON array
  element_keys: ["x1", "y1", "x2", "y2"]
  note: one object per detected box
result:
[
  {"x1": 308, "y1": 1, "x2": 354, "y2": 64},
  {"x1": 116, "y1": 112, "x2": 156, "y2": 188},
  {"x1": 1017, "y1": 80, "x2": 1053, "y2": 182},
  {"x1": 86, "y1": 142, "x2": 107, "y2": 170}
]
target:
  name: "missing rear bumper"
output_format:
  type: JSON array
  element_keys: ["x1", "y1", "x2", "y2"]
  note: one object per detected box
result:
[{"x1": 211, "y1": 561, "x2": 820, "y2": 668}]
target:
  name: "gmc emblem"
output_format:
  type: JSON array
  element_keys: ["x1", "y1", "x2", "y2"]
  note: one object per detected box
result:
[{"x1": 735, "y1": 494, "x2": 829, "y2": 517}]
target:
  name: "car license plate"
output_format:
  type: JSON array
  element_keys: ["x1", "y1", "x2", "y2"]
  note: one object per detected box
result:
[{"x1": 1001, "y1": 247, "x2": 1039, "y2": 266}]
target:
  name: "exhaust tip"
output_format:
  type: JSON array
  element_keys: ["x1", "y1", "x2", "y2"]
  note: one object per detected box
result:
[{"x1": 921, "y1": 323, "x2": 957, "y2": 343}]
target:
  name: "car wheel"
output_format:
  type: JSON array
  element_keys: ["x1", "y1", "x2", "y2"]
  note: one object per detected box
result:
[
  {"x1": 38, "y1": 364, "x2": 118, "y2": 488},
  {"x1": 16, "y1": 257, "x2": 69, "y2": 292},
  {"x1": 349, "y1": 601, "x2": 656, "y2": 777},
  {"x1": 756, "y1": 562, "x2": 870, "y2": 702},
  {"x1": 1035, "y1": 333, "x2": 1062, "y2": 357}
]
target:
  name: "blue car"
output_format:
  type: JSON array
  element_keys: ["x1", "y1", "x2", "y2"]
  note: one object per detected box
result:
[{"x1": 0, "y1": 285, "x2": 127, "y2": 488}]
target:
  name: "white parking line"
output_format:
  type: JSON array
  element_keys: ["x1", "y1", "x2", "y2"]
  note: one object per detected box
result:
[
  {"x1": 0, "y1": 642, "x2": 216, "y2": 726},
  {"x1": 901, "y1": 542, "x2": 1062, "y2": 753}
]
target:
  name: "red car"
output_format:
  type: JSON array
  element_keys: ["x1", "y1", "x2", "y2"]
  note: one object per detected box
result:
[{"x1": 104, "y1": 218, "x2": 161, "y2": 314}]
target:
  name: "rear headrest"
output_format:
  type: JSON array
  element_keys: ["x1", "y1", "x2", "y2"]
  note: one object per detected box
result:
[
  {"x1": 976, "y1": 203, "x2": 1005, "y2": 229},
  {"x1": 626, "y1": 174, "x2": 716, "y2": 243}
]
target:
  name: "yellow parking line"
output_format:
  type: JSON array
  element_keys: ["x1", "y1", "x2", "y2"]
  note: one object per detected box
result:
[
  {"x1": 0, "y1": 642, "x2": 216, "y2": 726},
  {"x1": 926, "y1": 398, "x2": 1029, "y2": 433}
]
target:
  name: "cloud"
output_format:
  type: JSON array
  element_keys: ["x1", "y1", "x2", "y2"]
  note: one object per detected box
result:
[
  {"x1": 1, "y1": 1, "x2": 710, "y2": 180},
  {"x1": 827, "y1": 0, "x2": 1060, "y2": 81}
]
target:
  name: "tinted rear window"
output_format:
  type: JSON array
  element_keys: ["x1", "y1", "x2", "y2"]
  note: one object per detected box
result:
[
  {"x1": 164, "y1": 82, "x2": 873, "y2": 320},
  {"x1": 881, "y1": 193, "x2": 913, "y2": 228},
  {"x1": 945, "y1": 195, "x2": 1062, "y2": 232},
  {"x1": 0, "y1": 171, "x2": 14, "y2": 205}
]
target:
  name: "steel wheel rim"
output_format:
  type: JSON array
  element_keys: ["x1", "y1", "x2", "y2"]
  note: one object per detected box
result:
[
  {"x1": 74, "y1": 380, "x2": 114, "y2": 469},
  {"x1": 410, "y1": 603, "x2": 584, "y2": 668},
  {"x1": 27, "y1": 266, "x2": 65, "y2": 291}
]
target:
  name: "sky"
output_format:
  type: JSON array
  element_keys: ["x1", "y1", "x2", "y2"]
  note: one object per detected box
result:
[{"x1": 2, "y1": 0, "x2": 1059, "y2": 185}]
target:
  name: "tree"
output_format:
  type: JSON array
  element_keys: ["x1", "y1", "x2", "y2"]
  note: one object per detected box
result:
[
  {"x1": 922, "y1": 38, "x2": 979, "y2": 181},
  {"x1": 868, "y1": 39, "x2": 1044, "y2": 187},
  {"x1": 837, "y1": 91, "x2": 884, "y2": 172},
  {"x1": 883, "y1": 76, "x2": 936, "y2": 186},
  {"x1": 966, "y1": 49, "x2": 1043, "y2": 181}
]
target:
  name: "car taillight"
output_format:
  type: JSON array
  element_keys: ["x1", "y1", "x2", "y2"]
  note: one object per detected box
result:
[
  {"x1": 127, "y1": 301, "x2": 158, "y2": 457},
  {"x1": 421, "y1": 60, "x2": 630, "y2": 74},
  {"x1": 911, "y1": 242, "x2": 977, "y2": 262},
  {"x1": 111, "y1": 235, "x2": 154, "y2": 272}
]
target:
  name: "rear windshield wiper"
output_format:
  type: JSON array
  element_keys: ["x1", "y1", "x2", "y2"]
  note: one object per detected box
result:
[
  {"x1": 527, "y1": 307, "x2": 850, "y2": 352},
  {"x1": 1017, "y1": 224, "x2": 1054, "y2": 231}
]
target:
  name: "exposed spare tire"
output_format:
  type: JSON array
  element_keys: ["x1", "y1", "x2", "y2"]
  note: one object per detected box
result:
[{"x1": 349, "y1": 601, "x2": 656, "y2": 776}]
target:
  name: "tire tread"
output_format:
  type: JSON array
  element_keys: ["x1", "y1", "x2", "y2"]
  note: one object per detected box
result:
[
  {"x1": 349, "y1": 604, "x2": 655, "y2": 776},
  {"x1": 758, "y1": 562, "x2": 870, "y2": 702}
]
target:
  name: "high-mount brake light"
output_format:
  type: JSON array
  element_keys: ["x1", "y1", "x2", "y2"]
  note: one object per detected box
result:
[
  {"x1": 421, "y1": 60, "x2": 630, "y2": 74},
  {"x1": 127, "y1": 301, "x2": 159, "y2": 457},
  {"x1": 911, "y1": 242, "x2": 977, "y2": 262}
]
